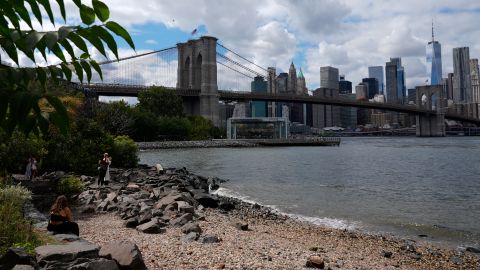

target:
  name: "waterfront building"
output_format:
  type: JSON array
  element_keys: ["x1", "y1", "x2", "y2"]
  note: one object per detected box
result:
[
  {"x1": 471, "y1": 59, "x2": 480, "y2": 104},
  {"x1": 320, "y1": 66, "x2": 339, "y2": 90},
  {"x1": 339, "y1": 75, "x2": 352, "y2": 94},
  {"x1": 227, "y1": 117, "x2": 289, "y2": 139},
  {"x1": 386, "y1": 58, "x2": 406, "y2": 103},
  {"x1": 275, "y1": 73, "x2": 289, "y2": 117},
  {"x1": 368, "y1": 66, "x2": 384, "y2": 93},
  {"x1": 267, "y1": 67, "x2": 277, "y2": 117},
  {"x1": 297, "y1": 68, "x2": 308, "y2": 95},
  {"x1": 312, "y1": 88, "x2": 340, "y2": 128},
  {"x1": 288, "y1": 62, "x2": 297, "y2": 94},
  {"x1": 355, "y1": 83, "x2": 369, "y2": 125},
  {"x1": 426, "y1": 23, "x2": 442, "y2": 85},
  {"x1": 408, "y1": 88, "x2": 417, "y2": 104},
  {"x1": 250, "y1": 76, "x2": 268, "y2": 117},
  {"x1": 339, "y1": 93, "x2": 357, "y2": 129},
  {"x1": 362, "y1": 78, "x2": 379, "y2": 99},
  {"x1": 443, "y1": 73, "x2": 454, "y2": 101},
  {"x1": 453, "y1": 47, "x2": 472, "y2": 102}
]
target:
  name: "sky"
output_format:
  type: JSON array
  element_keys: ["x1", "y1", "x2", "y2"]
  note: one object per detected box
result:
[{"x1": 3, "y1": 0, "x2": 480, "y2": 92}]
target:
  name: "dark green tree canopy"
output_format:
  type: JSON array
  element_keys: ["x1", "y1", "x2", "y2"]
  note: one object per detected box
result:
[
  {"x1": 137, "y1": 86, "x2": 184, "y2": 117},
  {"x1": 0, "y1": 0, "x2": 135, "y2": 137}
]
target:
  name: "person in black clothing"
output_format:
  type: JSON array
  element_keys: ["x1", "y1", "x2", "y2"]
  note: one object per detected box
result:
[
  {"x1": 47, "y1": 195, "x2": 79, "y2": 236},
  {"x1": 98, "y1": 153, "x2": 110, "y2": 186}
]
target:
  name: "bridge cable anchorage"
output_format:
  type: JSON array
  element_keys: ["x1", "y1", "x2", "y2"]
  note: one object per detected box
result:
[
  {"x1": 217, "y1": 43, "x2": 268, "y2": 72},
  {"x1": 96, "y1": 46, "x2": 177, "y2": 66},
  {"x1": 217, "y1": 53, "x2": 266, "y2": 78},
  {"x1": 216, "y1": 61, "x2": 255, "y2": 79}
]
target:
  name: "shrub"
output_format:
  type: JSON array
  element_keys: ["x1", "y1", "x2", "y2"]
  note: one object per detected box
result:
[
  {"x1": 57, "y1": 176, "x2": 84, "y2": 196},
  {"x1": 158, "y1": 117, "x2": 191, "y2": 140},
  {"x1": 0, "y1": 185, "x2": 39, "y2": 255},
  {"x1": 0, "y1": 130, "x2": 47, "y2": 174},
  {"x1": 111, "y1": 136, "x2": 139, "y2": 168}
]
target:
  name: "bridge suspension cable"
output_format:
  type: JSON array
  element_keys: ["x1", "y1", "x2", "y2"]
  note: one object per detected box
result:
[
  {"x1": 216, "y1": 60, "x2": 255, "y2": 79},
  {"x1": 217, "y1": 43, "x2": 268, "y2": 72},
  {"x1": 97, "y1": 46, "x2": 177, "y2": 66},
  {"x1": 216, "y1": 53, "x2": 266, "y2": 78}
]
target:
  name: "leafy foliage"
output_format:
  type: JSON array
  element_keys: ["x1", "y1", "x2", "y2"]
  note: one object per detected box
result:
[
  {"x1": 0, "y1": 0, "x2": 135, "y2": 137},
  {"x1": 130, "y1": 109, "x2": 159, "y2": 141},
  {"x1": 93, "y1": 100, "x2": 134, "y2": 136},
  {"x1": 111, "y1": 135, "x2": 139, "y2": 168},
  {"x1": 137, "y1": 87, "x2": 184, "y2": 117},
  {"x1": 0, "y1": 129, "x2": 46, "y2": 173},
  {"x1": 158, "y1": 117, "x2": 192, "y2": 140},
  {"x1": 57, "y1": 176, "x2": 84, "y2": 196}
]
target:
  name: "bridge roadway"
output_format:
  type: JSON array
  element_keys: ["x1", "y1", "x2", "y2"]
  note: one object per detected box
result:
[{"x1": 83, "y1": 83, "x2": 480, "y2": 125}]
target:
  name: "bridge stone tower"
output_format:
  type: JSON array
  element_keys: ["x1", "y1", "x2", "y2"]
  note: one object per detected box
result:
[
  {"x1": 415, "y1": 85, "x2": 446, "y2": 136},
  {"x1": 177, "y1": 36, "x2": 219, "y2": 126}
]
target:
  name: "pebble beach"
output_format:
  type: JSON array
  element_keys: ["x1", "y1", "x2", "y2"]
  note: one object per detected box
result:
[{"x1": 77, "y1": 205, "x2": 480, "y2": 270}]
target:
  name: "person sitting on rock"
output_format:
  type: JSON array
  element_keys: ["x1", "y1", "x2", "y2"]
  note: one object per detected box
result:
[{"x1": 47, "y1": 195, "x2": 79, "y2": 236}]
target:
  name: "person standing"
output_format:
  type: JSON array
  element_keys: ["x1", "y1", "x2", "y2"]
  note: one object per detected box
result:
[
  {"x1": 30, "y1": 157, "x2": 37, "y2": 180},
  {"x1": 97, "y1": 153, "x2": 110, "y2": 186},
  {"x1": 25, "y1": 157, "x2": 32, "y2": 180}
]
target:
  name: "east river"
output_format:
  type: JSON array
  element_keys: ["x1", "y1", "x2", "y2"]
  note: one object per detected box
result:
[{"x1": 139, "y1": 137, "x2": 480, "y2": 247}]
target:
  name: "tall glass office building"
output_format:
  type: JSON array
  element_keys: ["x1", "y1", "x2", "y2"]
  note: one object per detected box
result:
[
  {"x1": 368, "y1": 66, "x2": 384, "y2": 94},
  {"x1": 426, "y1": 25, "x2": 442, "y2": 85}
]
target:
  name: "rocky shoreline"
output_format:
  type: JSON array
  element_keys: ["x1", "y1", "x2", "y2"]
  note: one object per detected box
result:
[
  {"x1": 137, "y1": 140, "x2": 259, "y2": 149},
  {"x1": 4, "y1": 166, "x2": 480, "y2": 269}
]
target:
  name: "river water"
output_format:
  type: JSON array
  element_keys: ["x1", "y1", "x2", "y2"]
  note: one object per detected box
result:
[{"x1": 139, "y1": 137, "x2": 480, "y2": 248}]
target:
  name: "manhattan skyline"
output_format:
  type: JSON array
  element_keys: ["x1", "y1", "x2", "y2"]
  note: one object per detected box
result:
[{"x1": 1, "y1": 1, "x2": 480, "y2": 91}]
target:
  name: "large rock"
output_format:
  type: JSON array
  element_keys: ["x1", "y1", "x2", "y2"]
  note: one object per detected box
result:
[
  {"x1": 170, "y1": 213, "x2": 193, "y2": 227},
  {"x1": 306, "y1": 255, "x2": 324, "y2": 269},
  {"x1": 99, "y1": 241, "x2": 147, "y2": 270},
  {"x1": 124, "y1": 217, "x2": 138, "y2": 228},
  {"x1": 199, "y1": 234, "x2": 221, "y2": 244},
  {"x1": 194, "y1": 194, "x2": 218, "y2": 208},
  {"x1": 68, "y1": 258, "x2": 119, "y2": 270},
  {"x1": 11, "y1": 265, "x2": 35, "y2": 270},
  {"x1": 181, "y1": 223, "x2": 202, "y2": 234},
  {"x1": 181, "y1": 232, "x2": 199, "y2": 243},
  {"x1": 177, "y1": 201, "x2": 194, "y2": 214},
  {"x1": 53, "y1": 233, "x2": 80, "y2": 242},
  {"x1": 233, "y1": 222, "x2": 249, "y2": 231},
  {"x1": 0, "y1": 247, "x2": 37, "y2": 270},
  {"x1": 35, "y1": 241, "x2": 99, "y2": 265},
  {"x1": 126, "y1": 183, "x2": 140, "y2": 192},
  {"x1": 136, "y1": 220, "x2": 165, "y2": 234},
  {"x1": 154, "y1": 193, "x2": 186, "y2": 210}
]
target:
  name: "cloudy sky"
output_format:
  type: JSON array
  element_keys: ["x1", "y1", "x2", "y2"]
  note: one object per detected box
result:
[{"x1": 4, "y1": 0, "x2": 480, "y2": 92}]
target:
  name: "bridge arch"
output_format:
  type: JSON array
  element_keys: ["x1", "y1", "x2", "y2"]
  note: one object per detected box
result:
[{"x1": 415, "y1": 85, "x2": 445, "y2": 136}]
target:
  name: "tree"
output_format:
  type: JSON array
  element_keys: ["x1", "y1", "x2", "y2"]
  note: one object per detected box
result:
[
  {"x1": 93, "y1": 100, "x2": 134, "y2": 136},
  {"x1": 137, "y1": 86, "x2": 184, "y2": 117},
  {"x1": 0, "y1": 0, "x2": 135, "y2": 137}
]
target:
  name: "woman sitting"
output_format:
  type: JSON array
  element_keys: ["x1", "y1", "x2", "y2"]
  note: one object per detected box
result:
[{"x1": 47, "y1": 195, "x2": 79, "y2": 236}]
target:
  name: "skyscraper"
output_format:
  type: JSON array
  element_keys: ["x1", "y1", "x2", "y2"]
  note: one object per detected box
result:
[
  {"x1": 385, "y1": 58, "x2": 406, "y2": 103},
  {"x1": 362, "y1": 78, "x2": 379, "y2": 99},
  {"x1": 297, "y1": 68, "x2": 307, "y2": 95},
  {"x1": 470, "y1": 59, "x2": 480, "y2": 104},
  {"x1": 288, "y1": 62, "x2": 297, "y2": 94},
  {"x1": 339, "y1": 75, "x2": 352, "y2": 94},
  {"x1": 267, "y1": 67, "x2": 277, "y2": 117},
  {"x1": 320, "y1": 66, "x2": 339, "y2": 89},
  {"x1": 453, "y1": 47, "x2": 472, "y2": 102},
  {"x1": 368, "y1": 66, "x2": 384, "y2": 93},
  {"x1": 250, "y1": 76, "x2": 268, "y2": 117},
  {"x1": 426, "y1": 22, "x2": 442, "y2": 85}
]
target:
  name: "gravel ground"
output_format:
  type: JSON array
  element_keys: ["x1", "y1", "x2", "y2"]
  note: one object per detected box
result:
[{"x1": 77, "y1": 209, "x2": 480, "y2": 270}]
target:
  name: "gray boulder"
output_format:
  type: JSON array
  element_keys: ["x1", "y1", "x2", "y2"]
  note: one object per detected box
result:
[
  {"x1": 0, "y1": 248, "x2": 37, "y2": 270},
  {"x1": 52, "y1": 233, "x2": 80, "y2": 242},
  {"x1": 181, "y1": 232, "x2": 199, "y2": 243},
  {"x1": 11, "y1": 265, "x2": 35, "y2": 270},
  {"x1": 99, "y1": 241, "x2": 147, "y2": 270},
  {"x1": 68, "y1": 258, "x2": 119, "y2": 270},
  {"x1": 136, "y1": 220, "x2": 165, "y2": 234},
  {"x1": 170, "y1": 213, "x2": 193, "y2": 227},
  {"x1": 154, "y1": 193, "x2": 185, "y2": 210},
  {"x1": 199, "y1": 234, "x2": 221, "y2": 244},
  {"x1": 124, "y1": 217, "x2": 138, "y2": 228},
  {"x1": 35, "y1": 241, "x2": 99, "y2": 265},
  {"x1": 194, "y1": 194, "x2": 218, "y2": 208},
  {"x1": 181, "y1": 222, "x2": 202, "y2": 234}
]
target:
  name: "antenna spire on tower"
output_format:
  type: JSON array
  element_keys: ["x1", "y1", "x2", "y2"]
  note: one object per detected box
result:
[{"x1": 431, "y1": 19, "x2": 435, "y2": 42}]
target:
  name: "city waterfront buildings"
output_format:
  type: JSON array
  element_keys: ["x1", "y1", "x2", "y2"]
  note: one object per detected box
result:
[
  {"x1": 339, "y1": 75, "x2": 352, "y2": 94},
  {"x1": 362, "y1": 78, "x2": 379, "y2": 99},
  {"x1": 250, "y1": 76, "x2": 267, "y2": 117},
  {"x1": 471, "y1": 59, "x2": 480, "y2": 104},
  {"x1": 368, "y1": 66, "x2": 384, "y2": 93},
  {"x1": 426, "y1": 24, "x2": 442, "y2": 85},
  {"x1": 453, "y1": 47, "x2": 472, "y2": 102}
]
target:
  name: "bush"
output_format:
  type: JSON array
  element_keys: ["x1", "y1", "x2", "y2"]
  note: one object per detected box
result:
[
  {"x1": 0, "y1": 185, "x2": 39, "y2": 255},
  {"x1": 0, "y1": 130, "x2": 47, "y2": 174},
  {"x1": 158, "y1": 117, "x2": 191, "y2": 140},
  {"x1": 57, "y1": 176, "x2": 84, "y2": 196},
  {"x1": 111, "y1": 136, "x2": 139, "y2": 168}
]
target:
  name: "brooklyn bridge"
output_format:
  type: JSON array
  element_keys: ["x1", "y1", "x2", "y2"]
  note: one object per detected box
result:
[{"x1": 76, "y1": 36, "x2": 480, "y2": 137}]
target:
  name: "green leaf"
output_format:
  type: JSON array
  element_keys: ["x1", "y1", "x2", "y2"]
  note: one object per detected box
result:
[
  {"x1": 48, "y1": 66, "x2": 63, "y2": 81},
  {"x1": 35, "y1": 37, "x2": 48, "y2": 61},
  {"x1": 72, "y1": 61, "x2": 83, "y2": 82},
  {"x1": 92, "y1": 26, "x2": 118, "y2": 59},
  {"x1": 90, "y1": 60, "x2": 103, "y2": 81},
  {"x1": 37, "y1": 68, "x2": 47, "y2": 86},
  {"x1": 44, "y1": 32, "x2": 59, "y2": 49},
  {"x1": 26, "y1": 31, "x2": 45, "y2": 51},
  {"x1": 55, "y1": 0, "x2": 66, "y2": 22},
  {"x1": 72, "y1": 0, "x2": 81, "y2": 8},
  {"x1": 60, "y1": 39, "x2": 76, "y2": 60},
  {"x1": 80, "y1": 4, "x2": 96, "y2": 25},
  {"x1": 50, "y1": 43, "x2": 67, "y2": 62},
  {"x1": 59, "y1": 26, "x2": 74, "y2": 41},
  {"x1": 60, "y1": 63, "x2": 73, "y2": 81},
  {"x1": 92, "y1": 0, "x2": 110, "y2": 22},
  {"x1": 45, "y1": 95, "x2": 69, "y2": 135},
  {"x1": 3, "y1": 6, "x2": 20, "y2": 31},
  {"x1": 67, "y1": 32, "x2": 89, "y2": 54},
  {"x1": 80, "y1": 60, "x2": 92, "y2": 82},
  {"x1": 1, "y1": 39, "x2": 19, "y2": 65},
  {"x1": 106, "y1": 21, "x2": 135, "y2": 50},
  {"x1": 37, "y1": 0, "x2": 55, "y2": 25},
  {"x1": 13, "y1": 2, "x2": 33, "y2": 29},
  {"x1": 78, "y1": 29, "x2": 106, "y2": 57},
  {"x1": 26, "y1": 0, "x2": 43, "y2": 25}
]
